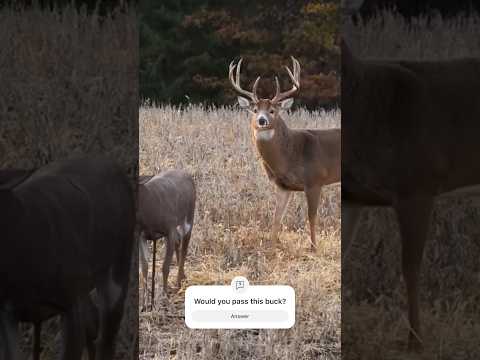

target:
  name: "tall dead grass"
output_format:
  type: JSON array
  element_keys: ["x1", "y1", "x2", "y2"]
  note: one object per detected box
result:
[
  {"x1": 343, "y1": 11, "x2": 480, "y2": 359},
  {"x1": 0, "y1": 5, "x2": 138, "y2": 176},
  {"x1": 344, "y1": 10, "x2": 480, "y2": 60},
  {"x1": 139, "y1": 105, "x2": 341, "y2": 359},
  {"x1": 0, "y1": 5, "x2": 138, "y2": 359}
]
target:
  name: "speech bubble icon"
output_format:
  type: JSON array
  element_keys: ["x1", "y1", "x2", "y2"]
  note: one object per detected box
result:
[{"x1": 231, "y1": 276, "x2": 249, "y2": 294}]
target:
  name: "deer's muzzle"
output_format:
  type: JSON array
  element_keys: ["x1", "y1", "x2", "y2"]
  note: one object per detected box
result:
[{"x1": 256, "y1": 114, "x2": 269, "y2": 128}]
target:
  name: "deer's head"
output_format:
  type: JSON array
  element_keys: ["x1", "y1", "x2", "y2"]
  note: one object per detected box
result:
[{"x1": 229, "y1": 57, "x2": 301, "y2": 141}]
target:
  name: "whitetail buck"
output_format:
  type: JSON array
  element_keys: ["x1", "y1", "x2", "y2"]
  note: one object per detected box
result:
[
  {"x1": 229, "y1": 57, "x2": 340, "y2": 250},
  {"x1": 0, "y1": 156, "x2": 135, "y2": 360},
  {"x1": 137, "y1": 170, "x2": 196, "y2": 310},
  {"x1": 342, "y1": 39, "x2": 480, "y2": 351}
]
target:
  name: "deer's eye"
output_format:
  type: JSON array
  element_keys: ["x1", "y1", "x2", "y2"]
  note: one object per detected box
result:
[
  {"x1": 269, "y1": 109, "x2": 275, "y2": 115},
  {"x1": 253, "y1": 108, "x2": 258, "y2": 113}
]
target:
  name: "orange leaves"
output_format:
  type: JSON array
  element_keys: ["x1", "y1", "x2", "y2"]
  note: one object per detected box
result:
[
  {"x1": 302, "y1": 72, "x2": 340, "y2": 106},
  {"x1": 141, "y1": 1, "x2": 341, "y2": 108},
  {"x1": 302, "y1": 2, "x2": 338, "y2": 16}
]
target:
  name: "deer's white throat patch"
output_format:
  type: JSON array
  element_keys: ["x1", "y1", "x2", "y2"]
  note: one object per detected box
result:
[{"x1": 255, "y1": 129, "x2": 275, "y2": 141}]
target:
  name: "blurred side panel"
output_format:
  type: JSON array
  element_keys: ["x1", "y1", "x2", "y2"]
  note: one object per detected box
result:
[
  {"x1": 0, "y1": 1, "x2": 138, "y2": 358},
  {"x1": 342, "y1": 2, "x2": 480, "y2": 359}
]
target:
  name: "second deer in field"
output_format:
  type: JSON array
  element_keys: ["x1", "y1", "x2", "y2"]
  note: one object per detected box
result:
[
  {"x1": 229, "y1": 57, "x2": 340, "y2": 250},
  {"x1": 137, "y1": 170, "x2": 196, "y2": 310}
]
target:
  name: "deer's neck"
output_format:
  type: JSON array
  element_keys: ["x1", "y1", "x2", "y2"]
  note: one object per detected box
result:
[{"x1": 254, "y1": 117, "x2": 296, "y2": 175}]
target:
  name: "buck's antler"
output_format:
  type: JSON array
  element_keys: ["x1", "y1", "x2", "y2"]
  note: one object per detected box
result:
[
  {"x1": 271, "y1": 56, "x2": 301, "y2": 103},
  {"x1": 229, "y1": 58, "x2": 260, "y2": 102}
]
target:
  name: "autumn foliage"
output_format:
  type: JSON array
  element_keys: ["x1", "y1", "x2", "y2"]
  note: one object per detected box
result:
[{"x1": 140, "y1": 1, "x2": 340, "y2": 109}]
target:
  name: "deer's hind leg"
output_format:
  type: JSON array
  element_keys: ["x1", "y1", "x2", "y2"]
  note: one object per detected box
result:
[
  {"x1": 395, "y1": 195, "x2": 433, "y2": 352},
  {"x1": 177, "y1": 227, "x2": 192, "y2": 289},
  {"x1": 95, "y1": 231, "x2": 132, "y2": 360},
  {"x1": 162, "y1": 229, "x2": 177, "y2": 295},
  {"x1": 305, "y1": 185, "x2": 322, "y2": 251}
]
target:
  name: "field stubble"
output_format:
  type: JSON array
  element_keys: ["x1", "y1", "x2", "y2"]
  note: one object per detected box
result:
[{"x1": 139, "y1": 105, "x2": 341, "y2": 359}]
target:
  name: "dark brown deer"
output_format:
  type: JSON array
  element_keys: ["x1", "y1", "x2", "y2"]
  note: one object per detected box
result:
[
  {"x1": 0, "y1": 156, "x2": 135, "y2": 360},
  {"x1": 137, "y1": 170, "x2": 196, "y2": 310},
  {"x1": 0, "y1": 170, "x2": 99, "y2": 360},
  {"x1": 342, "y1": 39, "x2": 480, "y2": 351},
  {"x1": 229, "y1": 57, "x2": 340, "y2": 250}
]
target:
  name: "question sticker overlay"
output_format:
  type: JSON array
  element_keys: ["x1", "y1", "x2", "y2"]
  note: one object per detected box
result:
[{"x1": 185, "y1": 276, "x2": 295, "y2": 329}]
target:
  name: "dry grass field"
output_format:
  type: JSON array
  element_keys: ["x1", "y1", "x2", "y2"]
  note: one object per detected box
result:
[
  {"x1": 139, "y1": 105, "x2": 341, "y2": 359},
  {"x1": 343, "y1": 11, "x2": 480, "y2": 360}
]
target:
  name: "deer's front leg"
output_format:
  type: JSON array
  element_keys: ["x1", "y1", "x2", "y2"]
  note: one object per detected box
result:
[
  {"x1": 270, "y1": 187, "x2": 291, "y2": 244},
  {"x1": 395, "y1": 195, "x2": 433, "y2": 352},
  {"x1": 305, "y1": 185, "x2": 322, "y2": 251}
]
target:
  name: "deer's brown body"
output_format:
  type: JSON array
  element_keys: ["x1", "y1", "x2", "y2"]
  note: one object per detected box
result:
[
  {"x1": 253, "y1": 116, "x2": 340, "y2": 192},
  {"x1": 342, "y1": 40, "x2": 480, "y2": 350},
  {"x1": 230, "y1": 58, "x2": 340, "y2": 250}
]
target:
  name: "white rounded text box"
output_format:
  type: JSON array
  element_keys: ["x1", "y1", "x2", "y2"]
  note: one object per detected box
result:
[{"x1": 185, "y1": 282, "x2": 295, "y2": 329}]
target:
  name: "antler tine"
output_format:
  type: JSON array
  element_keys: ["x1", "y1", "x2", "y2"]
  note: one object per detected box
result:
[
  {"x1": 284, "y1": 65, "x2": 296, "y2": 85},
  {"x1": 274, "y1": 76, "x2": 280, "y2": 98},
  {"x1": 252, "y1": 76, "x2": 260, "y2": 102},
  {"x1": 235, "y1": 58, "x2": 243, "y2": 86},
  {"x1": 228, "y1": 60, "x2": 239, "y2": 88},
  {"x1": 286, "y1": 56, "x2": 300, "y2": 88},
  {"x1": 271, "y1": 56, "x2": 301, "y2": 103},
  {"x1": 228, "y1": 58, "x2": 259, "y2": 102}
]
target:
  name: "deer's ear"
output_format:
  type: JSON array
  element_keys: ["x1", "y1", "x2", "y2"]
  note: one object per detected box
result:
[
  {"x1": 280, "y1": 98, "x2": 294, "y2": 110},
  {"x1": 237, "y1": 96, "x2": 250, "y2": 109}
]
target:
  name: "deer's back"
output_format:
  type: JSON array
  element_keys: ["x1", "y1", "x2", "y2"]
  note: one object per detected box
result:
[
  {"x1": 343, "y1": 57, "x2": 480, "y2": 202},
  {"x1": 137, "y1": 170, "x2": 195, "y2": 238}
]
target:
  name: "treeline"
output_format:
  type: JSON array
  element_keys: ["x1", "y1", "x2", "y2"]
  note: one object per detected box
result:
[
  {"x1": 140, "y1": 0, "x2": 340, "y2": 109},
  {"x1": 0, "y1": 0, "x2": 135, "y2": 14}
]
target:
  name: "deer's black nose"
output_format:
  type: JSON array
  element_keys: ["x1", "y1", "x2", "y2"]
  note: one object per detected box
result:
[{"x1": 258, "y1": 117, "x2": 267, "y2": 126}]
